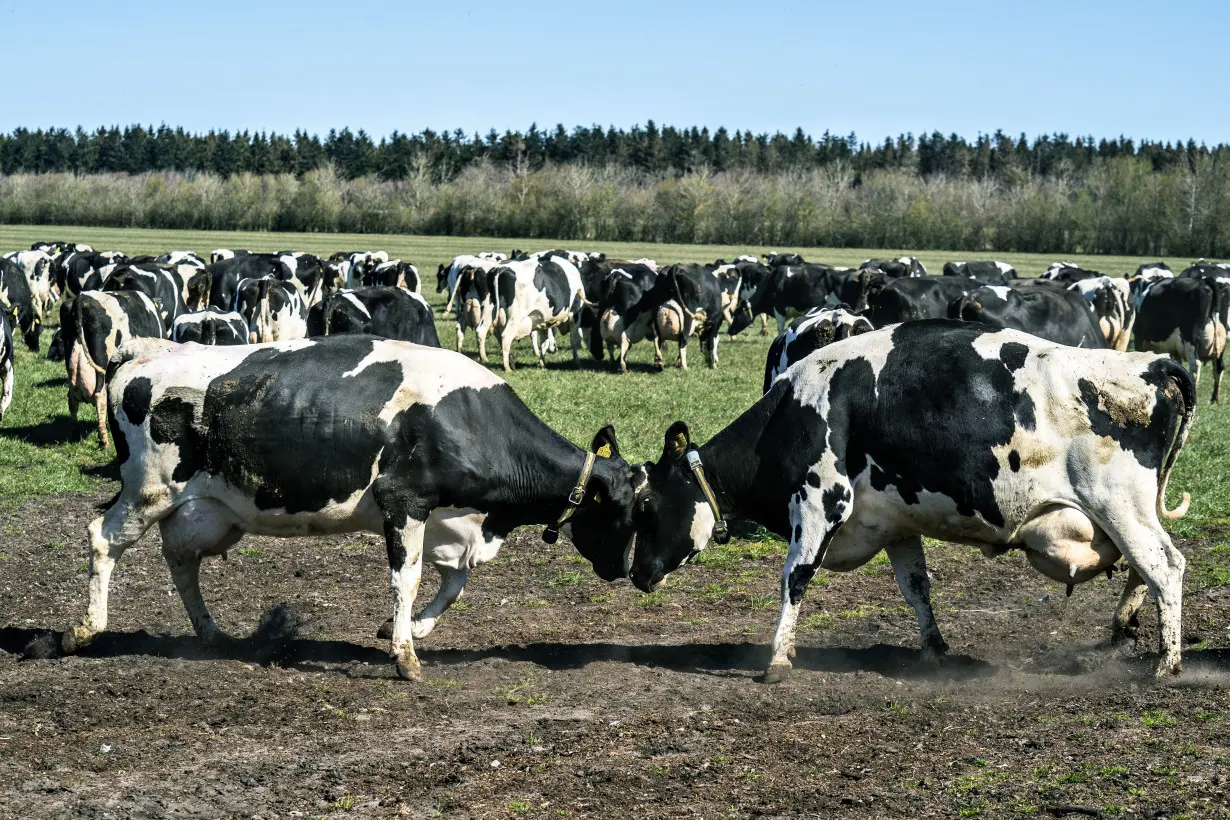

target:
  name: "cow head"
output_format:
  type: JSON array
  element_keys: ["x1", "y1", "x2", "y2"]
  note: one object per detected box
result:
[
  {"x1": 561, "y1": 426, "x2": 641, "y2": 582},
  {"x1": 436, "y1": 263, "x2": 449, "y2": 293},
  {"x1": 15, "y1": 305, "x2": 41, "y2": 351},
  {"x1": 627, "y1": 421, "x2": 726, "y2": 592}
]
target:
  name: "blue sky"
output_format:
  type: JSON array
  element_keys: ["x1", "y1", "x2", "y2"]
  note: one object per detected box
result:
[{"x1": 3, "y1": 0, "x2": 1226, "y2": 145}]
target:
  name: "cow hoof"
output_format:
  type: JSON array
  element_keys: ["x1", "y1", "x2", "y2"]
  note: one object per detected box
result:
[
  {"x1": 1154, "y1": 658, "x2": 1182, "y2": 678},
  {"x1": 761, "y1": 664, "x2": 792, "y2": 684},
  {"x1": 376, "y1": 618, "x2": 394, "y2": 640},
  {"x1": 61, "y1": 625, "x2": 94, "y2": 654},
  {"x1": 396, "y1": 655, "x2": 422, "y2": 681}
]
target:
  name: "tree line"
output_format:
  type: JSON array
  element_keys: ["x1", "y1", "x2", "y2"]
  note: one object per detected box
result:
[{"x1": 0, "y1": 122, "x2": 1225, "y2": 182}]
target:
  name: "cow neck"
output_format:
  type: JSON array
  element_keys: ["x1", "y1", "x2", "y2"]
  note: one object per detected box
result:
[
  {"x1": 505, "y1": 434, "x2": 603, "y2": 524},
  {"x1": 694, "y1": 396, "x2": 781, "y2": 523}
]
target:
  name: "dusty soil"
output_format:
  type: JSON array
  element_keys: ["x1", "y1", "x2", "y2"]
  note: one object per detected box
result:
[{"x1": 1, "y1": 488, "x2": 1229, "y2": 819}]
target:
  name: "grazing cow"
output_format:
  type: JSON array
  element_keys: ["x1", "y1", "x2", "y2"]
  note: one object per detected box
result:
[
  {"x1": 449, "y1": 262, "x2": 505, "y2": 361},
  {"x1": 437, "y1": 254, "x2": 507, "y2": 313},
  {"x1": 0, "y1": 307, "x2": 13, "y2": 424},
  {"x1": 156, "y1": 251, "x2": 207, "y2": 268},
  {"x1": 1134, "y1": 276, "x2": 1229, "y2": 403},
  {"x1": 591, "y1": 265, "x2": 661, "y2": 372},
  {"x1": 731, "y1": 263, "x2": 851, "y2": 335},
  {"x1": 626, "y1": 320, "x2": 1195, "y2": 681},
  {"x1": 342, "y1": 251, "x2": 390, "y2": 287},
  {"x1": 764, "y1": 252, "x2": 805, "y2": 267},
  {"x1": 171, "y1": 309, "x2": 249, "y2": 346},
  {"x1": 762, "y1": 307, "x2": 873, "y2": 392},
  {"x1": 273, "y1": 252, "x2": 327, "y2": 307},
  {"x1": 860, "y1": 256, "x2": 927, "y2": 278},
  {"x1": 32, "y1": 241, "x2": 91, "y2": 256},
  {"x1": 1067, "y1": 276, "x2": 1135, "y2": 351},
  {"x1": 58, "y1": 251, "x2": 118, "y2": 296},
  {"x1": 3, "y1": 249, "x2": 57, "y2": 315},
  {"x1": 943, "y1": 261, "x2": 1017, "y2": 284},
  {"x1": 363, "y1": 259, "x2": 421, "y2": 292},
  {"x1": 1041, "y1": 262, "x2": 1103, "y2": 284},
  {"x1": 209, "y1": 249, "x2": 250, "y2": 264},
  {"x1": 653, "y1": 264, "x2": 725, "y2": 370},
  {"x1": 307, "y1": 287, "x2": 440, "y2": 347},
  {"x1": 194, "y1": 254, "x2": 289, "y2": 312},
  {"x1": 951, "y1": 285, "x2": 1107, "y2": 348},
  {"x1": 102, "y1": 264, "x2": 187, "y2": 333},
  {"x1": 1135, "y1": 262, "x2": 1172, "y2": 279},
  {"x1": 490, "y1": 255, "x2": 587, "y2": 370},
  {"x1": 62, "y1": 335, "x2": 638, "y2": 679},
  {"x1": 1180, "y1": 261, "x2": 1230, "y2": 284},
  {"x1": 863, "y1": 276, "x2": 985, "y2": 328},
  {"x1": 233, "y1": 276, "x2": 308, "y2": 343},
  {"x1": 60, "y1": 291, "x2": 163, "y2": 447},
  {"x1": 1, "y1": 256, "x2": 43, "y2": 351}
]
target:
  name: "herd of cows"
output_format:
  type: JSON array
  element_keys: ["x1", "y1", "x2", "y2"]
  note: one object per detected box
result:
[{"x1": 0, "y1": 240, "x2": 1223, "y2": 683}]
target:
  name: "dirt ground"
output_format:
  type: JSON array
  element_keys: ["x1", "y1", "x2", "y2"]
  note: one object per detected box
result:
[{"x1": 1, "y1": 488, "x2": 1228, "y2": 819}]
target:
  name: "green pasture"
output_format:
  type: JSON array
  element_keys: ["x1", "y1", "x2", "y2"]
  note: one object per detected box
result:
[{"x1": 0, "y1": 225, "x2": 1226, "y2": 540}]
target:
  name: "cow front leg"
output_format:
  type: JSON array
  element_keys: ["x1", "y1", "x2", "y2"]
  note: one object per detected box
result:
[
  {"x1": 385, "y1": 516, "x2": 428, "y2": 680},
  {"x1": 377, "y1": 566, "x2": 469, "y2": 640},
  {"x1": 759, "y1": 314, "x2": 768, "y2": 336},
  {"x1": 63, "y1": 498, "x2": 167, "y2": 653},
  {"x1": 764, "y1": 475, "x2": 853, "y2": 683},
  {"x1": 885, "y1": 536, "x2": 948, "y2": 663}
]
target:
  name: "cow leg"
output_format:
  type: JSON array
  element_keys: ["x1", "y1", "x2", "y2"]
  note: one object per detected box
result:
[
  {"x1": 159, "y1": 500, "x2": 243, "y2": 643},
  {"x1": 706, "y1": 331, "x2": 719, "y2": 368},
  {"x1": 94, "y1": 386, "x2": 109, "y2": 449},
  {"x1": 653, "y1": 335, "x2": 665, "y2": 369},
  {"x1": 63, "y1": 499, "x2": 168, "y2": 652},
  {"x1": 775, "y1": 312, "x2": 787, "y2": 335},
  {"x1": 454, "y1": 321, "x2": 464, "y2": 353},
  {"x1": 885, "y1": 536, "x2": 948, "y2": 662},
  {"x1": 677, "y1": 341, "x2": 688, "y2": 370},
  {"x1": 570, "y1": 323, "x2": 582, "y2": 366},
  {"x1": 413, "y1": 566, "x2": 468, "y2": 639},
  {"x1": 531, "y1": 330, "x2": 547, "y2": 368},
  {"x1": 384, "y1": 516, "x2": 428, "y2": 680},
  {"x1": 1111, "y1": 566, "x2": 1149, "y2": 644},
  {"x1": 1104, "y1": 520, "x2": 1185, "y2": 676},
  {"x1": 764, "y1": 476, "x2": 853, "y2": 683},
  {"x1": 1212, "y1": 352, "x2": 1224, "y2": 403},
  {"x1": 759, "y1": 314, "x2": 768, "y2": 336},
  {"x1": 618, "y1": 334, "x2": 630, "y2": 374}
]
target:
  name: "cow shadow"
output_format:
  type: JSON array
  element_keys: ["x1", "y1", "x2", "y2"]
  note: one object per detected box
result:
[
  {"x1": 34, "y1": 376, "x2": 68, "y2": 388},
  {"x1": 0, "y1": 417, "x2": 95, "y2": 447}
]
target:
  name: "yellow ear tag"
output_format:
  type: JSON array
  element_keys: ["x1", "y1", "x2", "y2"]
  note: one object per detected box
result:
[
  {"x1": 596, "y1": 443, "x2": 612, "y2": 458},
  {"x1": 671, "y1": 432, "x2": 688, "y2": 457}
]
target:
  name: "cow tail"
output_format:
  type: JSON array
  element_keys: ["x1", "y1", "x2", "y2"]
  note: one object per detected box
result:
[
  {"x1": 75, "y1": 296, "x2": 107, "y2": 376},
  {"x1": 1157, "y1": 361, "x2": 1196, "y2": 520},
  {"x1": 670, "y1": 268, "x2": 705, "y2": 323},
  {"x1": 203, "y1": 318, "x2": 217, "y2": 346}
]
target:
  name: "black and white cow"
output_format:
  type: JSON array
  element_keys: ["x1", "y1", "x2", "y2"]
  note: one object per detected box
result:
[
  {"x1": 307, "y1": 287, "x2": 440, "y2": 347},
  {"x1": 730, "y1": 263, "x2": 852, "y2": 335},
  {"x1": 196, "y1": 254, "x2": 290, "y2": 312},
  {"x1": 60, "y1": 291, "x2": 164, "y2": 447},
  {"x1": 58, "y1": 251, "x2": 119, "y2": 297},
  {"x1": 1134, "y1": 276, "x2": 1229, "y2": 403},
  {"x1": 591, "y1": 265, "x2": 662, "y2": 372},
  {"x1": 274, "y1": 252, "x2": 327, "y2": 307},
  {"x1": 763, "y1": 252, "x2": 806, "y2": 267},
  {"x1": 0, "y1": 307, "x2": 13, "y2": 424},
  {"x1": 762, "y1": 307, "x2": 873, "y2": 392},
  {"x1": 343, "y1": 251, "x2": 390, "y2": 288},
  {"x1": 209, "y1": 248, "x2": 250, "y2": 264},
  {"x1": 490, "y1": 254, "x2": 587, "y2": 370},
  {"x1": 951, "y1": 284, "x2": 1107, "y2": 348},
  {"x1": 1040, "y1": 262, "x2": 1103, "y2": 284},
  {"x1": 363, "y1": 259, "x2": 421, "y2": 292},
  {"x1": 233, "y1": 276, "x2": 308, "y2": 343},
  {"x1": 102, "y1": 264, "x2": 188, "y2": 333},
  {"x1": 171, "y1": 309, "x2": 249, "y2": 346},
  {"x1": 942, "y1": 261, "x2": 1017, "y2": 284},
  {"x1": 627, "y1": 320, "x2": 1195, "y2": 681},
  {"x1": 1180, "y1": 260, "x2": 1230, "y2": 284},
  {"x1": 1067, "y1": 276, "x2": 1135, "y2": 351},
  {"x1": 3, "y1": 249, "x2": 57, "y2": 315},
  {"x1": 436, "y1": 253, "x2": 507, "y2": 309},
  {"x1": 863, "y1": 276, "x2": 985, "y2": 328},
  {"x1": 860, "y1": 256, "x2": 926, "y2": 278},
  {"x1": 62, "y1": 335, "x2": 639, "y2": 679},
  {"x1": 1, "y1": 256, "x2": 43, "y2": 351},
  {"x1": 155, "y1": 251, "x2": 207, "y2": 268},
  {"x1": 1135, "y1": 262, "x2": 1172, "y2": 280},
  {"x1": 653, "y1": 264, "x2": 726, "y2": 370}
]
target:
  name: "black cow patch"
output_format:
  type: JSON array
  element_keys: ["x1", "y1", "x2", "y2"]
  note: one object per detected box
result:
[
  {"x1": 1000, "y1": 342, "x2": 1029, "y2": 372},
  {"x1": 122, "y1": 377, "x2": 153, "y2": 427},
  {"x1": 1078, "y1": 376, "x2": 1169, "y2": 472},
  {"x1": 1008, "y1": 450, "x2": 1021, "y2": 472},
  {"x1": 150, "y1": 391, "x2": 206, "y2": 483}
]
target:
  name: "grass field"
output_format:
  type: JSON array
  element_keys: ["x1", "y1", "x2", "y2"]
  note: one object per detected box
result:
[{"x1": 0, "y1": 223, "x2": 1227, "y2": 540}]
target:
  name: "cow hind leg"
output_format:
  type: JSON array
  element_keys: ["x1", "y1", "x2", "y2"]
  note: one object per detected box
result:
[
  {"x1": 885, "y1": 536, "x2": 948, "y2": 663},
  {"x1": 1103, "y1": 519, "x2": 1185, "y2": 677},
  {"x1": 1212, "y1": 353, "x2": 1224, "y2": 403},
  {"x1": 570, "y1": 324, "x2": 582, "y2": 366},
  {"x1": 764, "y1": 473, "x2": 853, "y2": 683},
  {"x1": 94, "y1": 387, "x2": 109, "y2": 449},
  {"x1": 63, "y1": 497, "x2": 170, "y2": 652},
  {"x1": 1111, "y1": 567, "x2": 1149, "y2": 645}
]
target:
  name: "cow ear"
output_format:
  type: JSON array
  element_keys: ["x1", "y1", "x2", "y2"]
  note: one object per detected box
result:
[
  {"x1": 662, "y1": 421, "x2": 692, "y2": 463},
  {"x1": 591, "y1": 424, "x2": 620, "y2": 460}
]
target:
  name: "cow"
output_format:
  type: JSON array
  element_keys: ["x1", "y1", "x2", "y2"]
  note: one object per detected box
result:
[
  {"x1": 58, "y1": 251, "x2": 118, "y2": 297},
  {"x1": 591, "y1": 266, "x2": 661, "y2": 372},
  {"x1": 762, "y1": 307, "x2": 873, "y2": 393},
  {"x1": 1067, "y1": 276, "x2": 1135, "y2": 351},
  {"x1": 61, "y1": 335, "x2": 638, "y2": 680},
  {"x1": 730, "y1": 263, "x2": 852, "y2": 336},
  {"x1": 1135, "y1": 262, "x2": 1172, "y2": 280},
  {"x1": 437, "y1": 254, "x2": 507, "y2": 313},
  {"x1": 1134, "y1": 276, "x2": 1229, "y2": 403},
  {"x1": 274, "y1": 252, "x2": 327, "y2": 307},
  {"x1": 155, "y1": 251, "x2": 207, "y2": 268},
  {"x1": 3, "y1": 249, "x2": 57, "y2": 315},
  {"x1": 764, "y1": 252, "x2": 805, "y2": 267},
  {"x1": 363, "y1": 259, "x2": 421, "y2": 292},
  {"x1": 171, "y1": 309, "x2": 249, "y2": 346},
  {"x1": 860, "y1": 257, "x2": 927, "y2": 278},
  {"x1": 951, "y1": 285, "x2": 1107, "y2": 348},
  {"x1": 863, "y1": 276, "x2": 985, "y2": 328},
  {"x1": 343, "y1": 251, "x2": 390, "y2": 287},
  {"x1": 625, "y1": 320, "x2": 1195, "y2": 682},
  {"x1": 1040, "y1": 262, "x2": 1103, "y2": 284},
  {"x1": 194, "y1": 254, "x2": 289, "y2": 312},
  {"x1": 943, "y1": 261, "x2": 1017, "y2": 284},
  {"x1": 32, "y1": 241, "x2": 91, "y2": 256},
  {"x1": 0, "y1": 307, "x2": 13, "y2": 424},
  {"x1": 307, "y1": 287, "x2": 440, "y2": 347},
  {"x1": 209, "y1": 249, "x2": 250, "y2": 264},
  {"x1": 1180, "y1": 261, "x2": 1230, "y2": 285},
  {"x1": 653, "y1": 264, "x2": 726, "y2": 370},
  {"x1": 490, "y1": 255, "x2": 587, "y2": 370},
  {"x1": 233, "y1": 276, "x2": 308, "y2": 343},
  {"x1": 102, "y1": 264, "x2": 188, "y2": 334},
  {"x1": 60, "y1": 291, "x2": 164, "y2": 447},
  {"x1": 450, "y1": 262, "x2": 502, "y2": 361},
  {"x1": 1, "y1": 256, "x2": 43, "y2": 351}
]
